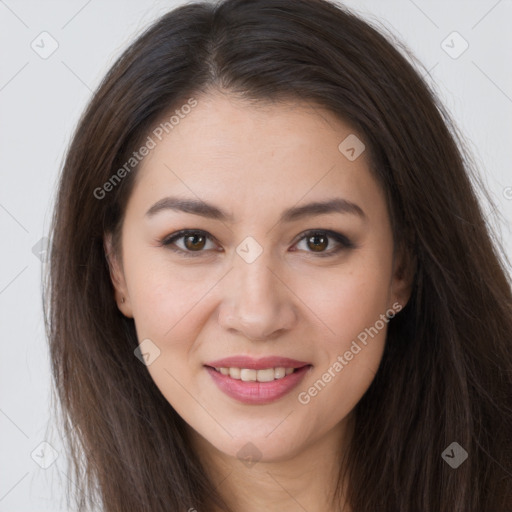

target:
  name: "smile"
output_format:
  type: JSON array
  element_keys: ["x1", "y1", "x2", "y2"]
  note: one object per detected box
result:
[{"x1": 204, "y1": 364, "x2": 312, "y2": 405}]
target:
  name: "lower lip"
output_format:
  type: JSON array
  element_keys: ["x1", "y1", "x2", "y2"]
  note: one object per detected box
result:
[{"x1": 205, "y1": 365, "x2": 311, "y2": 405}]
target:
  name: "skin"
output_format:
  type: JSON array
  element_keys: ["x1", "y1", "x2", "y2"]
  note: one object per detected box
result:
[{"x1": 105, "y1": 91, "x2": 413, "y2": 512}]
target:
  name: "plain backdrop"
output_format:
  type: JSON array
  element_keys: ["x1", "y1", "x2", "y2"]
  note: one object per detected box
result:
[{"x1": 0, "y1": 0, "x2": 511, "y2": 510}]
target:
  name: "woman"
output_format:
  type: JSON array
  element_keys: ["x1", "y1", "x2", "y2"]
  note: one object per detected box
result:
[{"x1": 44, "y1": 0, "x2": 512, "y2": 510}]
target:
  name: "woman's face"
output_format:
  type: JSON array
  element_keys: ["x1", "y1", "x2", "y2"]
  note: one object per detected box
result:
[{"x1": 107, "y1": 92, "x2": 411, "y2": 464}]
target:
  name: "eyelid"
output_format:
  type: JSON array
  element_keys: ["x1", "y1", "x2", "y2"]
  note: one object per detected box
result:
[{"x1": 160, "y1": 228, "x2": 354, "y2": 257}]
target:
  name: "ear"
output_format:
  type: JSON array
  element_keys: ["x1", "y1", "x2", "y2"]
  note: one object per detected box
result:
[
  {"x1": 104, "y1": 232, "x2": 133, "y2": 318},
  {"x1": 389, "y1": 242, "x2": 416, "y2": 311}
]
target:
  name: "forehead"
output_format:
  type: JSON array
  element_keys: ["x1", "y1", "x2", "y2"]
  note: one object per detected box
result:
[{"x1": 127, "y1": 92, "x2": 383, "y2": 221}]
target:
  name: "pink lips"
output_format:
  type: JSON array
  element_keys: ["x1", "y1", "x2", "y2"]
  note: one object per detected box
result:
[{"x1": 204, "y1": 356, "x2": 312, "y2": 405}]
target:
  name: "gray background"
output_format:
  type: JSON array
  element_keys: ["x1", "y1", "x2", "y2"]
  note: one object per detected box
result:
[{"x1": 1, "y1": 0, "x2": 511, "y2": 510}]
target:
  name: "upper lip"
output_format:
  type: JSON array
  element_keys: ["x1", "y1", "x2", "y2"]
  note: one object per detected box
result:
[{"x1": 205, "y1": 356, "x2": 311, "y2": 370}]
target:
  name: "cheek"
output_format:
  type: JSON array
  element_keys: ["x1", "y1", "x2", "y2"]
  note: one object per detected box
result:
[
  {"x1": 123, "y1": 248, "x2": 230, "y2": 412},
  {"x1": 300, "y1": 249, "x2": 393, "y2": 349},
  {"x1": 294, "y1": 286, "x2": 391, "y2": 431},
  {"x1": 291, "y1": 249, "x2": 392, "y2": 414},
  {"x1": 124, "y1": 256, "x2": 215, "y2": 419},
  {"x1": 124, "y1": 243, "x2": 215, "y2": 339}
]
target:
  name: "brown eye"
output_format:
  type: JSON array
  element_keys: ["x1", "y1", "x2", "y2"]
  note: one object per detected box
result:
[
  {"x1": 294, "y1": 230, "x2": 354, "y2": 257},
  {"x1": 183, "y1": 233, "x2": 207, "y2": 251},
  {"x1": 306, "y1": 233, "x2": 329, "y2": 252},
  {"x1": 162, "y1": 229, "x2": 353, "y2": 259},
  {"x1": 161, "y1": 230, "x2": 217, "y2": 257}
]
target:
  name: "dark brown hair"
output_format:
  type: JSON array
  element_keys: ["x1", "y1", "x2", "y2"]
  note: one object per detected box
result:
[{"x1": 44, "y1": 0, "x2": 512, "y2": 510}]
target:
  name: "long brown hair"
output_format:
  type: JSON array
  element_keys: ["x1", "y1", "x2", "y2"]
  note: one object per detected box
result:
[{"x1": 44, "y1": 0, "x2": 512, "y2": 510}]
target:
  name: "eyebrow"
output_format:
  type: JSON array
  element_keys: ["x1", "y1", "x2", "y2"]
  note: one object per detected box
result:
[{"x1": 145, "y1": 196, "x2": 366, "y2": 223}]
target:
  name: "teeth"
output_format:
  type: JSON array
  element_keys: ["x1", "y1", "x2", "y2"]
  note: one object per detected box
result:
[
  {"x1": 274, "y1": 367, "x2": 286, "y2": 379},
  {"x1": 229, "y1": 367, "x2": 241, "y2": 379},
  {"x1": 213, "y1": 366, "x2": 298, "y2": 382},
  {"x1": 240, "y1": 369, "x2": 257, "y2": 381}
]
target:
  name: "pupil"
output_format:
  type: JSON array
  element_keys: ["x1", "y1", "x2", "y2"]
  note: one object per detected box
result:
[
  {"x1": 185, "y1": 234, "x2": 205, "y2": 250},
  {"x1": 308, "y1": 234, "x2": 327, "y2": 252}
]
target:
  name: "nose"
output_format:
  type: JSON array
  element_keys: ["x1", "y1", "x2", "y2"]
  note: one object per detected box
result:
[{"x1": 217, "y1": 251, "x2": 298, "y2": 341}]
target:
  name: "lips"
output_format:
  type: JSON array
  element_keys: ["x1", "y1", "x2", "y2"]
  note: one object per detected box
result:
[{"x1": 204, "y1": 355, "x2": 313, "y2": 405}]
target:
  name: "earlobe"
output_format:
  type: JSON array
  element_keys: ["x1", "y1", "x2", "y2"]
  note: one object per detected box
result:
[{"x1": 103, "y1": 233, "x2": 133, "y2": 317}]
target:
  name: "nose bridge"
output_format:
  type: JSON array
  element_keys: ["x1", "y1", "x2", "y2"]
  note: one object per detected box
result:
[
  {"x1": 236, "y1": 247, "x2": 275, "y2": 302},
  {"x1": 217, "y1": 239, "x2": 297, "y2": 339}
]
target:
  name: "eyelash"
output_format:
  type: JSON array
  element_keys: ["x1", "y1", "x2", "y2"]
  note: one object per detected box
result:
[{"x1": 159, "y1": 229, "x2": 354, "y2": 258}]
